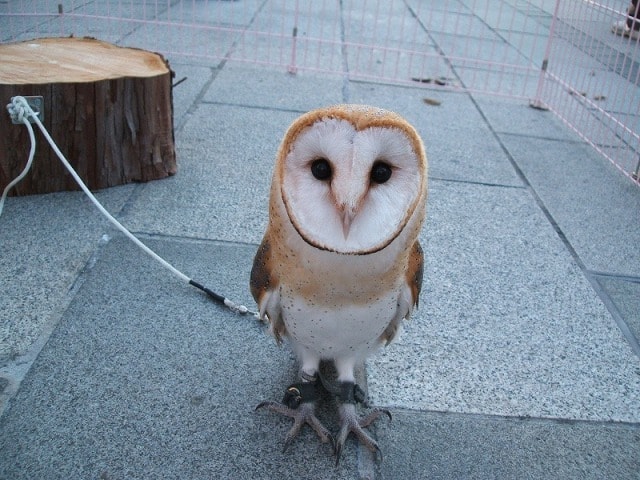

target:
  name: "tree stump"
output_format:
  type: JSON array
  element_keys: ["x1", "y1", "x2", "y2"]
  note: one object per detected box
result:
[{"x1": 0, "y1": 37, "x2": 176, "y2": 196}]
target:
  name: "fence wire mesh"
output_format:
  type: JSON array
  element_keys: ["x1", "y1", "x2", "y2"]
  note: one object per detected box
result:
[{"x1": 2, "y1": 0, "x2": 639, "y2": 185}]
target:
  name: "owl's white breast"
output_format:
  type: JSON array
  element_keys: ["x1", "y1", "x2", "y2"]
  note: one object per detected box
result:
[{"x1": 279, "y1": 284, "x2": 399, "y2": 361}]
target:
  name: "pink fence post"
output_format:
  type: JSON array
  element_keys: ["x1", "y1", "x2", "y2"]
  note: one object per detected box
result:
[
  {"x1": 288, "y1": 0, "x2": 299, "y2": 74},
  {"x1": 530, "y1": 0, "x2": 562, "y2": 110}
]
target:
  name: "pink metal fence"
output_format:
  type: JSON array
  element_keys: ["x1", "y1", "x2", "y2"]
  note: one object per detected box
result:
[
  {"x1": 1, "y1": 0, "x2": 639, "y2": 185},
  {"x1": 532, "y1": 1, "x2": 640, "y2": 185}
]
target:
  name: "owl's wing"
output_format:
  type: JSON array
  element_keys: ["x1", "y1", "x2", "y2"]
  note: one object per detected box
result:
[
  {"x1": 407, "y1": 240, "x2": 424, "y2": 309},
  {"x1": 250, "y1": 237, "x2": 286, "y2": 343},
  {"x1": 379, "y1": 240, "x2": 424, "y2": 345}
]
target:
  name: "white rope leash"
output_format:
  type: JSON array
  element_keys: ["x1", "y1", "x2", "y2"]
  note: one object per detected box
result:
[
  {"x1": 0, "y1": 102, "x2": 36, "y2": 215},
  {"x1": 3, "y1": 96, "x2": 258, "y2": 318}
]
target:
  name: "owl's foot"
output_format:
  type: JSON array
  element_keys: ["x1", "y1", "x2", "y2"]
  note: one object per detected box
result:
[
  {"x1": 255, "y1": 381, "x2": 334, "y2": 452},
  {"x1": 334, "y1": 382, "x2": 392, "y2": 465}
]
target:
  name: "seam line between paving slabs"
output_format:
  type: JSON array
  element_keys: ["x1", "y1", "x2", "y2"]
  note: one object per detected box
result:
[
  {"x1": 175, "y1": 66, "x2": 222, "y2": 133},
  {"x1": 496, "y1": 130, "x2": 587, "y2": 145},
  {"x1": 200, "y1": 100, "x2": 307, "y2": 115},
  {"x1": 386, "y1": 406, "x2": 640, "y2": 429},
  {"x1": 0, "y1": 233, "x2": 112, "y2": 418},
  {"x1": 588, "y1": 272, "x2": 640, "y2": 358},
  {"x1": 590, "y1": 271, "x2": 640, "y2": 284},
  {"x1": 131, "y1": 231, "x2": 261, "y2": 250},
  {"x1": 430, "y1": 175, "x2": 527, "y2": 190},
  {"x1": 466, "y1": 93, "x2": 640, "y2": 360}
]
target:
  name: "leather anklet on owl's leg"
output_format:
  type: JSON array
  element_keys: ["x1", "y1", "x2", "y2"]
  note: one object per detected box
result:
[
  {"x1": 334, "y1": 381, "x2": 392, "y2": 465},
  {"x1": 255, "y1": 373, "x2": 334, "y2": 452}
]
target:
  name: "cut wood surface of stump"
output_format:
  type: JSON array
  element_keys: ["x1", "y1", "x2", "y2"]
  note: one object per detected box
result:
[{"x1": 0, "y1": 37, "x2": 176, "y2": 196}]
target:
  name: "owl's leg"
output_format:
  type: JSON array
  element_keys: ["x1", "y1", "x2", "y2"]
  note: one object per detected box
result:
[
  {"x1": 333, "y1": 357, "x2": 391, "y2": 465},
  {"x1": 255, "y1": 350, "x2": 334, "y2": 452}
]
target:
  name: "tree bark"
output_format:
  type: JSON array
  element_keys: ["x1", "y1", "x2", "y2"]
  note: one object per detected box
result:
[{"x1": 0, "y1": 37, "x2": 176, "y2": 196}]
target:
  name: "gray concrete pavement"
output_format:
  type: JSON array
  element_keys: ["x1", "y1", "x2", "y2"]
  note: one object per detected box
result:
[{"x1": 1, "y1": 1, "x2": 639, "y2": 479}]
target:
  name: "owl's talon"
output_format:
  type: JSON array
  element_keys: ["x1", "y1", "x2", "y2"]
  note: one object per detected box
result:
[
  {"x1": 256, "y1": 399, "x2": 334, "y2": 451},
  {"x1": 361, "y1": 407, "x2": 392, "y2": 426},
  {"x1": 335, "y1": 403, "x2": 389, "y2": 465}
]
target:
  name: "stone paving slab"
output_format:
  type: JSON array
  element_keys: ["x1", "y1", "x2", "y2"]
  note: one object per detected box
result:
[
  {"x1": 0, "y1": 186, "x2": 135, "y2": 360},
  {"x1": 472, "y1": 97, "x2": 581, "y2": 142},
  {"x1": 0, "y1": 236, "x2": 362, "y2": 480},
  {"x1": 203, "y1": 64, "x2": 344, "y2": 112},
  {"x1": 497, "y1": 133, "x2": 640, "y2": 277},
  {"x1": 376, "y1": 409, "x2": 640, "y2": 480},
  {"x1": 169, "y1": 62, "x2": 219, "y2": 129},
  {"x1": 595, "y1": 275, "x2": 640, "y2": 348},
  {"x1": 119, "y1": 104, "x2": 297, "y2": 245}
]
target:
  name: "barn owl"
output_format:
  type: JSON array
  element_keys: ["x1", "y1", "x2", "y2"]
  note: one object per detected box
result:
[{"x1": 251, "y1": 104, "x2": 427, "y2": 462}]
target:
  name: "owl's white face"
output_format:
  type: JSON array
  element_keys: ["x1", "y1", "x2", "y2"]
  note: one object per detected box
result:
[{"x1": 280, "y1": 117, "x2": 424, "y2": 255}]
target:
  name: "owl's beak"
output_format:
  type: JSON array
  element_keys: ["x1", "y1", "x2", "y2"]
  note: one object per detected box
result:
[
  {"x1": 333, "y1": 183, "x2": 362, "y2": 240},
  {"x1": 341, "y1": 210, "x2": 355, "y2": 239}
]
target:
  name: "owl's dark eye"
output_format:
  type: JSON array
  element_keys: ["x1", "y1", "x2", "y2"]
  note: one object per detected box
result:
[
  {"x1": 311, "y1": 158, "x2": 332, "y2": 180},
  {"x1": 370, "y1": 161, "x2": 392, "y2": 184}
]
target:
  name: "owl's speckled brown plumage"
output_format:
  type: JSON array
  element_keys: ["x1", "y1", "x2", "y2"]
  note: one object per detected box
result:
[{"x1": 252, "y1": 104, "x2": 427, "y2": 462}]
